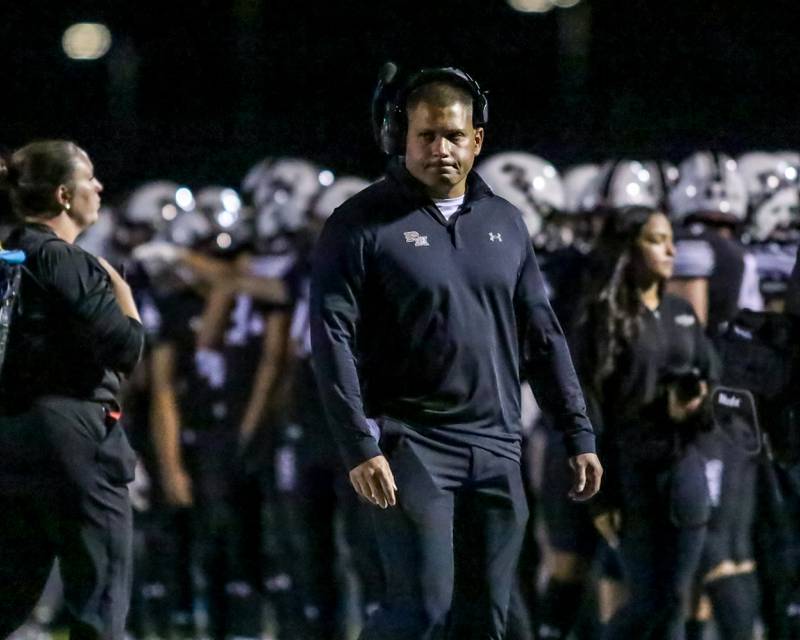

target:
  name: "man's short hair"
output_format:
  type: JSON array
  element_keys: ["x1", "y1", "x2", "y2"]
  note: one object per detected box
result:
[{"x1": 405, "y1": 81, "x2": 474, "y2": 119}]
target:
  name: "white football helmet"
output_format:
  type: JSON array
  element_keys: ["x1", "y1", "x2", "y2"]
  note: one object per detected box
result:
[
  {"x1": 669, "y1": 151, "x2": 748, "y2": 223},
  {"x1": 244, "y1": 158, "x2": 322, "y2": 240},
  {"x1": 123, "y1": 181, "x2": 195, "y2": 229},
  {"x1": 312, "y1": 176, "x2": 370, "y2": 222},
  {"x1": 737, "y1": 152, "x2": 788, "y2": 198},
  {"x1": 737, "y1": 151, "x2": 800, "y2": 229},
  {"x1": 748, "y1": 187, "x2": 800, "y2": 243},
  {"x1": 476, "y1": 152, "x2": 564, "y2": 238},
  {"x1": 194, "y1": 185, "x2": 250, "y2": 251},
  {"x1": 582, "y1": 159, "x2": 672, "y2": 211},
  {"x1": 562, "y1": 163, "x2": 601, "y2": 213}
]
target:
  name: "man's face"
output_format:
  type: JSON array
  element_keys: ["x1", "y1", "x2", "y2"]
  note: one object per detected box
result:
[{"x1": 404, "y1": 100, "x2": 484, "y2": 199}]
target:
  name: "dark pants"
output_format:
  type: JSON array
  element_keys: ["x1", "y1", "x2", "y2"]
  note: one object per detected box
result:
[
  {"x1": 129, "y1": 505, "x2": 194, "y2": 638},
  {"x1": 271, "y1": 436, "x2": 384, "y2": 639},
  {"x1": 0, "y1": 397, "x2": 136, "y2": 640},
  {"x1": 184, "y1": 429, "x2": 266, "y2": 640},
  {"x1": 361, "y1": 428, "x2": 529, "y2": 640},
  {"x1": 605, "y1": 446, "x2": 709, "y2": 640}
]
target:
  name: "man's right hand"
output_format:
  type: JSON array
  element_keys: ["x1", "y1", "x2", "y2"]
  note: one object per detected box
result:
[{"x1": 349, "y1": 455, "x2": 398, "y2": 509}]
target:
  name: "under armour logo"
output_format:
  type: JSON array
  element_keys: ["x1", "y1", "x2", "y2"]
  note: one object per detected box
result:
[
  {"x1": 489, "y1": 232, "x2": 502, "y2": 242},
  {"x1": 404, "y1": 231, "x2": 430, "y2": 247}
]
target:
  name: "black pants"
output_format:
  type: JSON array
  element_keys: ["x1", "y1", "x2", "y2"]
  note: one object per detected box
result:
[
  {"x1": 0, "y1": 397, "x2": 136, "y2": 640},
  {"x1": 271, "y1": 434, "x2": 384, "y2": 640},
  {"x1": 361, "y1": 427, "x2": 529, "y2": 640},
  {"x1": 184, "y1": 429, "x2": 265, "y2": 640},
  {"x1": 605, "y1": 445, "x2": 709, "y2": 640}
]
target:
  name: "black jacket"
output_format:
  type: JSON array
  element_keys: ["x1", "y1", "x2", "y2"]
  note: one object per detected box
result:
[
  {"x1": 311, "y1": 163, "x2": 594, "y2": 469},
  {"x1": 0, "y1": 224, "x2": 144, "y2": 413}
]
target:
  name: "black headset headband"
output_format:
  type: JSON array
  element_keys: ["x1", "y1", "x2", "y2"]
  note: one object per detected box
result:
[{"x1": 399, "y1": 67, "x2": 489, "y2": 127}]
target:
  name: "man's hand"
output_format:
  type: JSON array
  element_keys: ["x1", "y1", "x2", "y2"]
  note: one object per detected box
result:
[
  {"x1": 568, "y1": 452, "x2": 603, "y2": 501},
  {"x1": 349, "y1": 455, "x2": 398, "y2": 509}
]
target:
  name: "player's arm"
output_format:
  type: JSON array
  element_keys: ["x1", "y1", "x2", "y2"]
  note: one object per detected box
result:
[
  {"x1": 196, "y1": 285, "x2": 236, "y2": 350},
  {"x1": 150, "y1": 342, "x2": 192, "y2": 506},
  {"x1": 237, "y1": 310, "x2": 291, "y2": 448},
  {"x1": 195, "y1": 257, "x2": 289, "y2": 350}
]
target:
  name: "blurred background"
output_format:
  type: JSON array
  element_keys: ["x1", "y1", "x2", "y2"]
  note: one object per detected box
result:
[{"x1": 2, "y1": 0, "x2": 799, "y2": 199}]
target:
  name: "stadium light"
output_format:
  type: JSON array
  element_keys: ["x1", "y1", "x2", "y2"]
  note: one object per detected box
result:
[
  {"x1": 62, "y1": 23, "x2": 112, "y2": 61},
  {"x1": 507, "y1": 0, "x2": 582, "y2": 12},
  {"x1": 507, "y1": 0, "x2": 553, "y2": 13}
]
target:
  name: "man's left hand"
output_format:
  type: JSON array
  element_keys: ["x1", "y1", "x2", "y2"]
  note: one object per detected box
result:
[{"x1": 568, "y1": 453, "x2": 603, "y2": 501}]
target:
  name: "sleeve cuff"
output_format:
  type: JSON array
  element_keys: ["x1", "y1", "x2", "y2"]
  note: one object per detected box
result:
[
  {"x1": 340, "y1": 433, "x2": 383, "y2": 471},
  {"x1": 562, "y1": 422, "x2": 597, "y2": 457}
]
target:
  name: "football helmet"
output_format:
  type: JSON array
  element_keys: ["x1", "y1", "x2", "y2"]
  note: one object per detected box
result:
[
  {"x1": 476, "y1": 152, "x2": 564, "y2": 238},
  {"x1": 312, "y1": 176, "x2": 370, "y2": 222},
  {"x1": 243, "y1": 158, "x2": 322, "y2": 240},
  {"x1": 194, "y1": 185, "x2": 249, "y2": 252},
  {"x1": 748, "y1": 187, "x2": 800, "y2": 243},
  {"x1": 562, "y1": 163, "x2": 601, "y2": 213},
  {"x1": 669, "y1": 151, "x2": 748, "y2": 224},
  {"x1": 118, "y1": 181, "x2": 195, "y2": 250},
  {"x1": 583, "y1": 159, "x2": 673, "y2": 211}
]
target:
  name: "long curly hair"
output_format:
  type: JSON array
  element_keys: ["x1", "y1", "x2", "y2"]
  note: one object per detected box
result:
[{"x1": 580, "y1": 206, "x2": 666, "y2": 391}]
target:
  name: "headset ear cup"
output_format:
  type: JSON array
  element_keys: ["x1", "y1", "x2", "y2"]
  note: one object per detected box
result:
[
  {"x1": 475, "y1": 95, "x2": 489, "y2": 127},
  {"x1": 379, "y1": 105, "x2": 393, "y2": 156},
  {"x1": 382, "y1": 103, "x2": 404, "y2": 156}
]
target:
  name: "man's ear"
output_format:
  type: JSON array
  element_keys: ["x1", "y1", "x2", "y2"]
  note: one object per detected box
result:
[{"x1": 473, "y1": 127, "x2": 485, "y2": 156}]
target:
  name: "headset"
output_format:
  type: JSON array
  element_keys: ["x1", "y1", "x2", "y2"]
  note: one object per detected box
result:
[{"x1": 371, "y1": 62, "x2": 489, "y2": 157}]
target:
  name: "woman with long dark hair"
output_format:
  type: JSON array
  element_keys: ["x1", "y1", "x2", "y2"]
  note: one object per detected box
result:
[
  {"x1": 577, "y1": 206, "x2": 718, "y2": 639},
  {"x1": 0, "y1": 140, "x2": 143, "y2": 639}
]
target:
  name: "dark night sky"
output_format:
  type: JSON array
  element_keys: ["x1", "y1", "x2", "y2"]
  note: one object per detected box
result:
[{"x1": 2, "y1": 0, "x2": 800, "y2": 202}]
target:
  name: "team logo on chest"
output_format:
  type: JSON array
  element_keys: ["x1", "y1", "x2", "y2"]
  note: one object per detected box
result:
[
  {"x1": 489, "y1": 232, "x2": 502, "y2": 242},
  {"x1": 674, "y1": 314, "x2": 696, "y2": 327},
  {"x1": 404, "y1": 231, "x2": 430, "y2": 247}
]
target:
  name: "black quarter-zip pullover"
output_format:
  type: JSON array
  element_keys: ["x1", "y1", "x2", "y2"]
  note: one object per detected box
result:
[{"x1": 311, "y1": 163, "x2": 594, "y2": 469}]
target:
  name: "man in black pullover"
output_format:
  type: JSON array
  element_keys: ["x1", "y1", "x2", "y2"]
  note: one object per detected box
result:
[{"x1": 311, "y1": 70, "x2": 602, "y2": 639}]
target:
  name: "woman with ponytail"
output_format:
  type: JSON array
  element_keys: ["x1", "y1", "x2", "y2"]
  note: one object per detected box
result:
[
  {"x1": 576, "y1": 206, "x2": 719, "y2": 639},
  {"x1": 0, "y1": 141, "x2": 143, "y2": 640}
]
